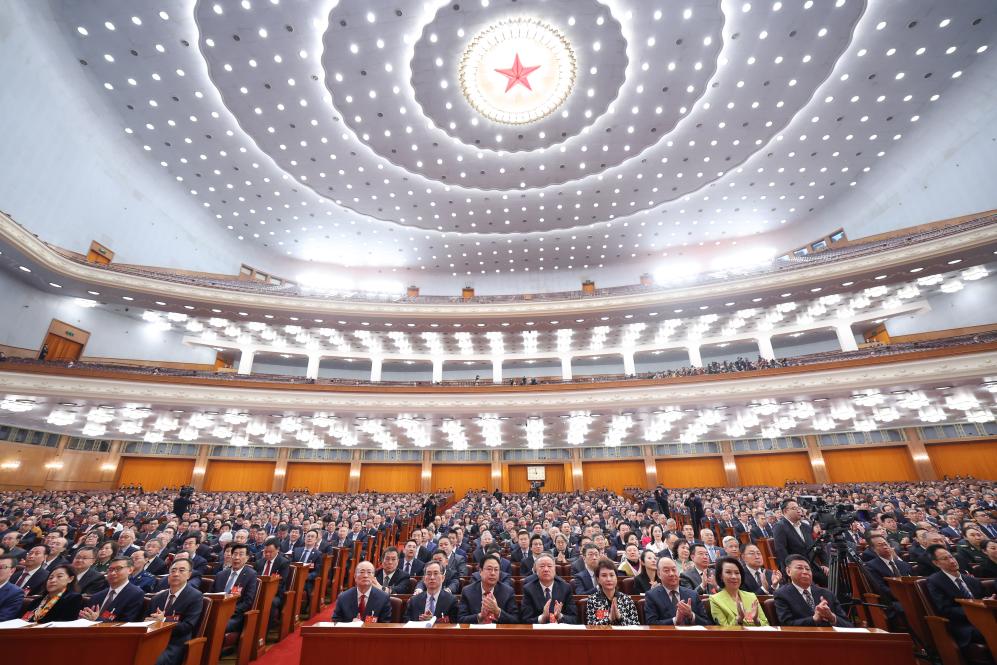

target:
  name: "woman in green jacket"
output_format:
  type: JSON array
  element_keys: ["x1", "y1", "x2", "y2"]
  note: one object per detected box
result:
[{"x1": 709, "y1": 557, "x2": 768, "y2": 626}]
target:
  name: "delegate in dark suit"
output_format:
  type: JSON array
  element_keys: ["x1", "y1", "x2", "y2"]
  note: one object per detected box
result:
[
  {"x1": 864, "y1": 557, "x2": 913, "y2": 610},
  {"x1": 25, "y1": 592, "x2": 84, "y2": 623},
  {"x1": 740, "y1": 568, "x2": 778, "y2": 596},
  {"x1": 399, "y1": 556, "x2": 425, "y2": 577},
  {"x1": 414, "y1": 569, "x2": 461, "y2": 595},
  {"x1": 149, "y1": 585, "x2": 204, "y2": 665},
  {"x1": 211, "y1": 566, "x2": 259, "y2": 632},
  {"x1": 519, "y1": 578, "x2": 578, "y2": 623},
  {"x1": 12, "y1": 566, "x2": 48, "y2": 596},
  {"x1": 86, "y1": 582, "x2": 146, "y2": 622},
  {"x1": 404, "y1": 589, "x2": 459, "y2": 623},
  {"x1": 571, "y1": 568, "x2": 597, "y2": 595},
  {"x1": 774, "y1": 584, "x2": 852, "y2": 627},
  {"x1": 145, "y1": 555, "x2": 168, "y2": 576},
  {"x1": 644, "y1": 585, "x2": 711, "y2": 625},
  {"x1": 926, "y1": 571, "x2": 987, "y2": 648},
  {"x1": 331, "y1": 586, "x2": 393, "y2": 623},
  {"x1": 457, "y1": 581, "x2": 518, "y2": 623},
  {"x1": 375, "y1": 568, "x2": 412, "y2": 595},
  {"x1": 74, "y1": 567, "x2": 109, "y2": 595},
  {"x1": 0, "y1": 581, "x2": 25, "y2": 620}
]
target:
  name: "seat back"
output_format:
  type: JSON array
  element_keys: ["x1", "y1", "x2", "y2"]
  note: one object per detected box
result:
[
  {"x1": 200, "y1": 592, "x2": 236, "y2": 665},
  {"x1": 388, "y1": 596, "x2": 403, "y2": 623},
  {"x1": 620, "y1": 578, "x2": 635, "y2": 595},
  {"x1": 761, "y1": 597, "x2": 778, "y2": 626},
  {"x1": 924, "y1": 616, "x2": 968, "y2": 665},
  {"x1": 887, "y1": 577, "x2": 935, "y2": 653},
  {"x1": 196, "y1": 595, "x2": 214, "y2": 637}
]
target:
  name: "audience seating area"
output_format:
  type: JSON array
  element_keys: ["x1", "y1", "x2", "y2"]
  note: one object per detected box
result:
[{"x1": 2, "y1": 480, "x2": 995, "y2": 665}]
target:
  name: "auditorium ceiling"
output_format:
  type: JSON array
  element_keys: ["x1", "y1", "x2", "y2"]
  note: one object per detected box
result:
[{"x1": 34, "y1": 0, "x2": 997, "y2": 278}]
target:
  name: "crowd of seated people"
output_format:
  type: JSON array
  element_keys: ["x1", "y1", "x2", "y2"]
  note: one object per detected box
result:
[{"x1": 1, "y1": 478, "x2": 996, "y2": 662}]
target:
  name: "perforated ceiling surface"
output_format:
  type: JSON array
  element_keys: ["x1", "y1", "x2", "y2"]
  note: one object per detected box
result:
[{"x1": 42, "y1": 0, "x2": 997, "y2": 277}]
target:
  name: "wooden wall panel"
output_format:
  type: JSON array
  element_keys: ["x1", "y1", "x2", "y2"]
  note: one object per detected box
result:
[
  {"x1": 119, "y1": 457, "x2": 194, "y2": 490},
  {"x1": 581, "y1": 460, "x2": 646, "y2": 494},
  {"x1": 503, "y1": 464, "x2": 568, "y2": 493},
  {"x1": 655, "y1": 457, "x2": 727, "y2": 488},
  {"x1": 926, "y1": 441, "x2": 997, "y2": 480},
  {"x1": 359, "y1": 464, "x2": 421, "y2": 493},
  {"x1": 285, "y1": 463, "x2": 350, "y2": 493},
  {"x1": 823, "y1": 447, "x2": 917, "y2": 483},
  {"x1": 203, "y1": 460, "x2": 276, "y2": 492},
  {"x1": 736, "y1": 452, "x2": 814, "y2": 487},
  {"x1": 431, "y1": 465, "x2": 491, "y2": 498},
  {"x1": 0, "y1": 442, "x2": 117, "y2": 491}
]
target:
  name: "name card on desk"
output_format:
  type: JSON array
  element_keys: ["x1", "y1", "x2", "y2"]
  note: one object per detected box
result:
[
  {"x1": 330, "y1": 621, "x2": 364, "y2": 628},
  {"x1": 43, "y1": 619, "x2": 98, "y2": 628},
  {"x1": 743, "y1": 626, "x2": 778, "y2": 631},
  {"x1": 119, "y1": 621, "x2": 156, "y2": 628},
  {"x1": 610, "y1": 625, "x2": 645, "y2": 630},
  {"x1": 468, "y1": 623, "x2": 497, "y2": 629},
  {"x1": 0, "y1": 619, "x2": 34, "y2": 629},
  {"x1": 675, "y1": 625, "x2": 707, "y2": 630},
  {"x1": 533, "y1": 623, "x2": 586, "y2": 630},
  {"x1": 832, "y1": 627, "x2": 868, "y2": 633},
  {"x1": 404, "y1": 618, "x2": 437, "y2": 628}
]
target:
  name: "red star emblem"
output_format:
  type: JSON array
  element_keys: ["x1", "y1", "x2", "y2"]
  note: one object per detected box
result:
[{"x1": 494, "y1": 53, "x2": 541, "y2": 93}]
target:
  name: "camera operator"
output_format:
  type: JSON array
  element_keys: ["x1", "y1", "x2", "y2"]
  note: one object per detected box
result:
[{"x1": 772, "y1": 498, "x2": 829, "y2": 586}]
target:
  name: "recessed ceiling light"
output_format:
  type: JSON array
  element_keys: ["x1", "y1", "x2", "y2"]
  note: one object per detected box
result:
[{"x1": 17, "y1": 266, "x2": 31, "y2": 273}]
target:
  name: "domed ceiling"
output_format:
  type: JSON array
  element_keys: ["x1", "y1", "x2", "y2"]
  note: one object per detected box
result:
[{"x1": 40, "y1": 0, "x2": 997, "y2": 278}]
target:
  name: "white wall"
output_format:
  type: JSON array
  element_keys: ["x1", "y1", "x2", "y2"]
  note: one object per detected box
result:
[
  {"x1": 886, "y1": 277, "x2": 997, "y2": 336},
  {"x1": 0, "y1": 270, "x2": 215, "y2": 364}
]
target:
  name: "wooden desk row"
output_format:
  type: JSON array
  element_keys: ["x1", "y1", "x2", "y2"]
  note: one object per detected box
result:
[
  {"x1": 301, "y1": 623, "x2": 916, "y2": 665},
  {"x1": 5, "y1": 623, "x2": 174, "y2": 665}
]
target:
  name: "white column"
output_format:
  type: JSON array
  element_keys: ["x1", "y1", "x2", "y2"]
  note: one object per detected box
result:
[
  {"x1": 305, "y1": 353, "x2": 321, "y2": 380},
  {"x1": 835, "y1": 323, "x2": 859, "y2": 352},
  {"x1": 432, "y1": 358, "x2": 444, "y2": 383},
  {"x1": 370, "y1": 356, "x2": 383, "y2": 382},
  {"x1": 687, "y1": 344, "x2": 703, "y2": 368},
  {"x1": 622, "y1": 350, "x2": 636, "y2": 376},
  {"x1": 560, "y1": 356, "x2": 573, "y2": 381},
  {"x1": 237, "y1": 349, "x2": 255, "y2": 375},
  {"x1": 491, "y1": 358, "x2": 503, "y2": 384},
  {"x1": 756, "y1": 335, "x2": 775, "y2": 361}
]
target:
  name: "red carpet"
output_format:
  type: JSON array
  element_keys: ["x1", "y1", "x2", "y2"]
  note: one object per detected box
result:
[{"x1": 249, "y1": 604, "x2": 335, "y2": 665}]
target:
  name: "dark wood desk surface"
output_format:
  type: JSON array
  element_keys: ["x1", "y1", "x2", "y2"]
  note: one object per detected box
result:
[
  {"x1": 301, "y1": 623, "x2": 915, "y2": 665},
  {"x1": 6, "y1": 622, "x2": 174, "y2": 665}
]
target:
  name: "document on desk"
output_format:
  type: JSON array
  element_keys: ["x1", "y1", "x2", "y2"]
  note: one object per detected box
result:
[
  {"x1": 0, "y1": 619, "x2": 34, "y2": 629},
  {"x1": 119, "y1": 621, "x2": 156, "y2": 628},
  {"x1": 404, "y1": 618, "x2": 437, "y2": 628},
  {"x1": 330, "y1": 621, "x2": 364, "y2": 628},
  {"x1": 675, "y1": 625, "x2": 707, "y2": 630},
  {"x1": 533, "y1": 623, "x2": 586, "y2": 630},
  {"x1": 743, "y1": 626, "x2": 778, "y2": 631},
  {"x1": 468, "y1": 623, "x2": 497, "y2": 629},
  {"x1": 832, "y1": 627, "x2": 868, "y2": 633},
  {"x1": 610, "y1": 625, "x2": 645, "y2": 630},
  {"x1": 43, "y1": 619, "x2": 98, "y2": 628}
]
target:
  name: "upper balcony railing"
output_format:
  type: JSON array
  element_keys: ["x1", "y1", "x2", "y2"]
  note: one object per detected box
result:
[{"x1": 44, "y1": 212, "x2": 997, "y2": 305}]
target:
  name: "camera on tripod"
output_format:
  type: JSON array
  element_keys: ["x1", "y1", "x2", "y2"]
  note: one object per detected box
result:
[{"x1": 798, "y1": 496, "x2": 858, "y2": 537}]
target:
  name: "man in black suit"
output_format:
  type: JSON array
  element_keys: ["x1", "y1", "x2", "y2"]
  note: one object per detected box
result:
[
  {"x1": 255, "y1": 538, "x2": 290, "y2": 627},
  {"x1": 520, "y1": 553, "x2": 577, "y2": 624},
  {"x1": 774, "y1": 555, "x2": 852, "y2": 627},
  {"x1": 740, "y1": 543, "x2": 782, "y2": 595},
  {"x1": 680, "y1": 544, "x2": 718, "y2": 595},
  {"x1": 571, "y1": 544, "x2": 600, "y2": 595},
  {"x1": 458, "y1": 555, "x2": 518, "y2": 624},
  {"x1": 143, "y1": 540, "x2": 168, "y2": 576},
  {"x1": 750, "y1": 512, "x2": 775, "y2": 541},
  {"x1": 863, "y1": 535, "x2": 913, "y2": 624},
  {"x1": 973, "y1": 509, "x2": 997, "y2": 540},
  {"x1": 71, "y1": 546, "x2": 108, "y2": 595},
  {"x1": 332, "y1": 561, "x2": 393, "y2": 623},
  {"x1": 147, "y1": 558, "x2": 203, "y2": 665},
  {"x1": 373, "y1": 546, "x2": 412, "y2": 595},
  {"x1": 415, "y1": 551, "x2": 462, "y2": 594},
  {"x1": 925, "y1": 544, "x2": 994, "y2": 649},
  {"x1": 12, "y1": 544, "x2": 50, "y2": 596},
  {"x1": 772, "y1": 499, "x2": 827, "y2": 586},
  {"x1": 405, "y1": 561, "x2": 459, "y2": 623},
  {"x1": 291, "y1": 529, "x2": 323, "y2": 603},
  {"x1": 80, "y1": 556, "x2": 145, "y2": 622},
  {"x1": 399, "y1": 540, "x2": 425, "y2": 577},
  {"x1": 684, "y1": 493, "x2": 704, "y2": 532},
  {"x1": 437, "y1": 536, "x2": 469, "y2": 578},
  {"x1": 211, "y1": 543, "x2": 258, "y2": 632},
  {"x1": 180, "y1": 534, "x2": 209, "y2": 578},
  {"x1": 645, "y1": 557, "x2": 712, "y2": 625}
]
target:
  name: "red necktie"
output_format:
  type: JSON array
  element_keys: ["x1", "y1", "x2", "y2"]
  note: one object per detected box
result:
[
  {"x1": 358, "y1": 593, "x2": 367, "y2": 617},
  {"x1": 264, "y1": 560, "x2": 272, "y2": 576}
]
